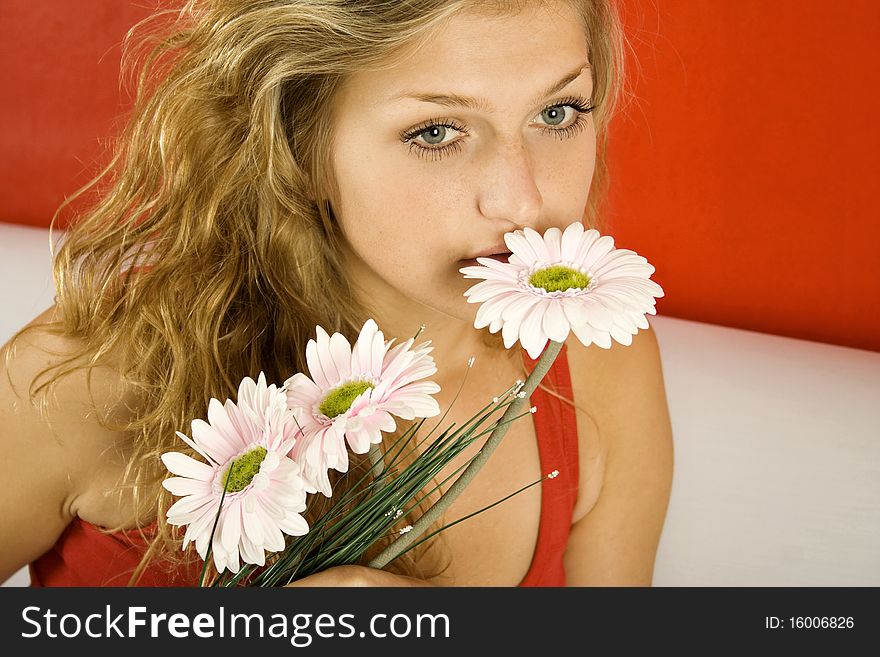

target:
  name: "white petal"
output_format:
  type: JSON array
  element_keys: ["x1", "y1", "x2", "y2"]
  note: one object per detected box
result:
[
  {"x1": 560, "y1": 221, "x2": 585, "y2": 261},
  {"x1": 306, "y1": 336, "x2": 330, "y2": 389},
  {"x1": 592, "y1": 254, "x2": 654, "y2": 281},
  {"x1": 351, "y1": 320, "x2": 376, "y2": 375},
  {"x1": 561, "y1": 297, "x2": 590, "y2": 326},
  {"x1": 523, "y1": 227, "x2": 551, "y2": 262},
  {"x1": 314, "y1": 467, "x2": 333, "y2": 497},
  {"x1": 581, "y1": 235, "x2": 617, "y2": 271},
  {"x1": 467, "y1": 257, "x2": 520, "y2": 278},
  {"x1": 525, "y1": 334, "x2": 549, "y2": 360},
  {"x1": 335, "y1": 439, "x2": 350, "y2": 472},
  {"x1": 162, "y1": 476, "x2": 210, "y2": 497},
  {"x1": 239, "y1": 531, "x2": 266, "y2": 567},
  {"x1": 220, "y1": 499, "x2": 243, "y2": 553},
  {"x1": 632, "y1": 312, "x2": 651, "y2": 330},
  {"x1": 500, "y1": 294, "x2": 541, "y2": 323},
  {"x1": 504, "y1": 231, "x2": 541, "y2": 264},
  {"x1": 543, "y1": 226, "x2": 563, "y2": 261},
  {"x1": 371, "y1": 410, "x2": 397, "y2": 433},
  {"x1": 369, "y1": 328, "x2": 386, "y2": 377},
  {"x1": 259, "y1": 448, "x2": 280, "y2": 474},
  {"x1": 173, "y1": 431, "x2": 215, "y2": 466},
  {"x1": 284, "y1": 372, "x2": 322, "y2": 409},
  {"x1": 520, "y1": 304, "x2": 550, "y2": 359},
  {"x1": 277, "y1": 512, "x2": 309, "y2": 537},
  {"x1": 315, "y1": 326, "x2": 342, "y2": 383},
  {"x1": 570, "y1": 322, "x2": 595, "y2": 347},
  {"x1": 168, "y1": 493, "x2": 215, "y2": 522},
  {"x1": 502, "y1": 315, "x2": 524, "y2": 349},
  {"x1": 398, "y1": 381, "x2": 441, "y2": 395},
  {"x1": 541, "y1": 300, "x2": 571, "y2": 343},
  {"x1": 466, "y1": 280, "x2": 518, "y2": 303},
  {"x1": 161, "y1": 452, "x2": 215, "y2": 481},
  {"x1": 190, "y1": 419, "x2": 237, "y2": 466},
  {"x1": 346, "y1": 428, "x2": 372, "y2": 454},
  {"x1": 600, "y1": 276, "x2": 663, "y2": 298},
  {"x1": 183, "y1": 506, "x2": 217, "y2": 551},
  {"x1": 610, "y1": 324, "x2": 634, "y2": 346},
  {"x1": 474, "y1": 292, "x2": 519, "y2": 329},
  {"x1": 207, "y1": 398, "x2": 248, "y2": 453},
  {"x1": 241, "y1": 503, "x2": 265, "y2": 546},
  {"x1": 583, "y1": 297, "x2": 616, "y2": 332},
  {"x1": 572, "y1": 228, "x2": 601, "y2": 264},
  {"x1": 255, "y1": 505, "x2": 286, "y2": 552},
  {"x1": 328, "y1": 332, "x2": 353, "y2": 380},
  {"x1": 592, "y1": 329, "x2": 613, "y2": 349}
]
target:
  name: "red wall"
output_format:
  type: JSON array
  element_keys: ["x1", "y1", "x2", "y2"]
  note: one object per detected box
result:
[
  {"x1": 0, "y1": 1, "x2": 166, "y2": 225},
  {"x1": 2, "y1": 1, "x2": 878, "y2": 351},
  {"x1": 606, "y1": 0, "x2": 880, "y2": 351}
]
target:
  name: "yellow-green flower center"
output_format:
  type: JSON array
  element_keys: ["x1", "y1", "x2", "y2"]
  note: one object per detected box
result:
[
  {"x1": 319, "y1": 381, "x2": 374, "y2": 419},
  {"x1": 220, "y1": 446, "x2": 267, "y2": 493},
  {"x1": 529, "y1": 265, "x2": 591, "y2": 293}
]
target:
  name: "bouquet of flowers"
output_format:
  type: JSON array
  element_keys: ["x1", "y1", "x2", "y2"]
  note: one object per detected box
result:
[{"x1": 160, "y1": 222, "x2": 663, "y2": 586}]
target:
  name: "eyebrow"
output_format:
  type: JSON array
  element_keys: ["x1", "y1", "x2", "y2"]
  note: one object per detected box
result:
[{"x1": 390, "y1": 63, "x2": 592, "y2": 112}]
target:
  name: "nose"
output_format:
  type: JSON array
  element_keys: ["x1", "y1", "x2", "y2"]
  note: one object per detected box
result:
[{"x1": 476, "y1": 138, "x2": 543, "y2": 231}]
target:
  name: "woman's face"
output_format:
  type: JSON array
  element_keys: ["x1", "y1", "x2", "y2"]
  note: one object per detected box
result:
[{"x1": 329, "y1": 0, "x2": 596, "y2": 328}]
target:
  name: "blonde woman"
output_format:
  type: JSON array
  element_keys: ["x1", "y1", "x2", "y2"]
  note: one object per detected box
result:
[{"x1": 1, "y1": 0, "x2": 673, "y2": 587}]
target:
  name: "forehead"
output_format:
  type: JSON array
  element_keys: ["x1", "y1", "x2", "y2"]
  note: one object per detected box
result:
[{"x1": 339, "y1": 1, "x2": 590, "y2": 112}]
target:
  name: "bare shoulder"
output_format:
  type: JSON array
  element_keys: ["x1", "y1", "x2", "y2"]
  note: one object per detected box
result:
[
  {"x1": 564, "y1": 319, "x2": 669, "y2": 424},
  {"x1": 562, "y1": 321, "x2": 675, "y2": 585},
  {"x1": 0, "y1": 304, "x2": 139, "y2": 581}
]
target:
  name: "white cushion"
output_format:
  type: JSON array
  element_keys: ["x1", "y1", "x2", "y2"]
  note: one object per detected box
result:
[{"x1": 651, "y1": 315, "x2": 880, "y2": 585}]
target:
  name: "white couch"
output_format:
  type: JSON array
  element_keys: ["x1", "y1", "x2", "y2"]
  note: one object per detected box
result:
[{"x1": 2, "y1": 221, "x2": 878, "y2": 586}]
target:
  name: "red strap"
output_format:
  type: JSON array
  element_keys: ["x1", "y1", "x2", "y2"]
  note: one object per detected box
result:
[{"x1": 519, "y1": 343, "x2": 580, "y2": 587}]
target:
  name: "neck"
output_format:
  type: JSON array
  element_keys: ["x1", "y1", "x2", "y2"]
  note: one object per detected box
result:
[
  {"x1": 373, "y1": 296, "x2": 518, "y2": 399},
  {"x1": 343, "y1": 254, "x2": 523, "y2": 402}
]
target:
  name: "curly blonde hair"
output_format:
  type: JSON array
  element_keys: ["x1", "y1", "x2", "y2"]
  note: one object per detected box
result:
[{"x1": 6, "y1": 0, "x2": 628, "y2": 585}]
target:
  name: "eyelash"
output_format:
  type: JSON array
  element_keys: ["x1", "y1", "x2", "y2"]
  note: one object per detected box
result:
[{"x1": 400, "y1": 95, "x2": 596, "y2": 162}]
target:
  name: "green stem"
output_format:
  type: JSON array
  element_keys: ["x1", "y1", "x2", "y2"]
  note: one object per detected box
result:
[
  {"x1": 367, "y1": 339, "x2": 563, "y2": 569},
  {"x1": 388, "y1": 472, "x2": 551, "y2": 562},
  {"x1": 367, "y1": 443, "x2": 384, "y2": 482}
]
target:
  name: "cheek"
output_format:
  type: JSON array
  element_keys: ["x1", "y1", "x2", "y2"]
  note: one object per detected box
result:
[
  {"x1": 330, "y1": 183, "x2": 453, "y2": 302},
  {"x1": 563, "y1": 131, "x2": 596, "y2": 204},
  {"x1": 538, "y1": 146, "x2": 595, "y2": 219},
  {"x1": 333, "y1": 153, "x2": 461, "y2": 267}
]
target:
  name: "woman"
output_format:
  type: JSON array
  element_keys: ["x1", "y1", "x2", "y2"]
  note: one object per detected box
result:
[{"x1": 0, "y1": 0, "x2": 673, "y2": 587}]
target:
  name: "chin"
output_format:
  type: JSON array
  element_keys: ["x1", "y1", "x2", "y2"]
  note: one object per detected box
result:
[{"x1": 433, "y1": 299, "x2": 476, "y2": 325}]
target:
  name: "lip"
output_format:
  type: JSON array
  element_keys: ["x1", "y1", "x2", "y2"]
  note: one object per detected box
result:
[
  {"x1": 472, "y1": 243, "x2": 510, "y2": 259},
  {"x1": 461, "y1": 243, "x2": 512, "y2": 262}
]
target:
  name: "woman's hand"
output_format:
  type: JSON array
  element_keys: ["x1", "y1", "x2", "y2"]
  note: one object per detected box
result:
[{"x1": 284, "y1": 564, "x2": 436, "y2": 587}]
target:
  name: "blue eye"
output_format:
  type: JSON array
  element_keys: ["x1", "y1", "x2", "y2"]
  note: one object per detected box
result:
[
  {"x1": 401, "y1": 118, "x2": 468, "y2": 161},
  {"x1": 541, "y1": 105, "x2": 568, "y2": 126},
  {"x1": 401, "y1": 95, "x2": 595, "y2": 162},
  {"x1": 421, "y1": 125, "x2": 450, "y2": 145}
]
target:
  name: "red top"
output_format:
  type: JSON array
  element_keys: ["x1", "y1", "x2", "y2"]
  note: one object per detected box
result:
[
  {"x1": 29, "y1": 519, "x2": 199, "y2": 586},
  {"x1": 29, "y1": 346, "x2": 579, "y2": 587},
  {"x1": 517, "y1": 343, "x2": 580, "y2": 587}
]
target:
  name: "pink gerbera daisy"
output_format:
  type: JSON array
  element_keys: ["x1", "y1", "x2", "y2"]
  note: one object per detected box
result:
[
  {"x1": 161, "y1": 372, "x2": 309, "y2": 574},
  {"x1": 460, "y1": 222, "x2": 664, "y2": 359},
  {"x1": 283, "y1": 319, "x2": 441, "y2": 497}
]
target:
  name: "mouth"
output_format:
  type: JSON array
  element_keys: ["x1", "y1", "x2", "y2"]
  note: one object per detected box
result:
[{"x1": 459, "y1": 251, "x2": 512, "y2": 268}]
